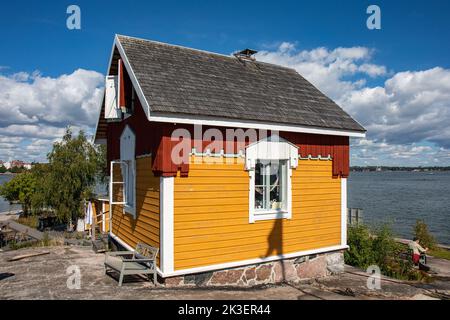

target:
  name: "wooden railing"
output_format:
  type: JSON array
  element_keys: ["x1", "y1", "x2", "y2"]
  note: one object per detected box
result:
[{"x1": 348, "y1": 208, "x2": 363, "y2": 225}]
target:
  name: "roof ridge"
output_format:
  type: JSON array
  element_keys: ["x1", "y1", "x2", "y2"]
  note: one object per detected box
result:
[{"x1": 115, "y1": 34, "x2": 296, "y2": 72}]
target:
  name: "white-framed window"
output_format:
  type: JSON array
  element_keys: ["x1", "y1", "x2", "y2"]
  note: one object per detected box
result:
[
  {"x1": 121, "y1": 159, "x2": 135, "y2": 215},
  {"x1": 246, "y1": 135, "x2": 298, "y2": 223},
  {"x1": 254, "y1": 160, "x2": 288, "y2": 212},
  {"x1": 120, "y1": 125, "x2": 136, "y2": 217}
]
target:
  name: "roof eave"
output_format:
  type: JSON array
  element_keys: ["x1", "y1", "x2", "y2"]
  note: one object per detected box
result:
[{"x1": 147, "y1": 112, "x2": 366, "y2": 138}]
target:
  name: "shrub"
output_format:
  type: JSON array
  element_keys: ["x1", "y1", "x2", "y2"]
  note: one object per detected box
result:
[
  {"x1": 345, "y1": 224, "x2": 375, "y2": 268},
  {"x1": 413, "y1": 220, "x2": 436, "y2": 250},
  {"x1": 346, "y1": 223, "x2": 424, "y2": 281}
]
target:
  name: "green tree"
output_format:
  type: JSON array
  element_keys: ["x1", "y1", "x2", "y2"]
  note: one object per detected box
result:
[
  {"x1": 44, "y1": 128, "x2": 105, "y2": 224},
  {"x1": 0, "y1": 165, "x2": 6, "y2": 174},
  {"x1": 413, "y1": 220, "x2": 436, "y2": 250},
  {"x1": 29, "y1": 163, "x2": 52, "y2": 214},
  {"x1": 0, "y1": 171, "x2": 37, "y2": 215}
]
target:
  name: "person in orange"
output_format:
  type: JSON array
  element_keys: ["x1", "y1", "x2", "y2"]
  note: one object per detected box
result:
[{"x1": 408, "y1": 237, "x2": 428, "y2": 265}]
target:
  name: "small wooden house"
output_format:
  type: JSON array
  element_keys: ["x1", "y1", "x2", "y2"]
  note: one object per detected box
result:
[{"x1": 94, "y1": 35, "x2": 366, "y2": 285}]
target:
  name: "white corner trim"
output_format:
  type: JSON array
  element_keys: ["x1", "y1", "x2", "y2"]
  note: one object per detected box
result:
[
  {"x1": 160, "y1": 244, "x2": 349, "y2": 278},
  {"x1": 102, "y1": 201, "x2": 106, "y2": 233},
  {"x1": 287, "y1": 167, "x2": 293, "y2": 220},
  {"x1": 341, "y1": 178, "x2": 348, "y2": 246},
  {"x1": 148, "y1": 113, "x2": 366, "y2": 138},
  {"x1": 114, "y1": 35, "x2": 152, "y2": 120},
  {"x1": 248, "y1": 170, "x2": 255, "y2": 224},
  {"x1": 160, "y1": 176, "x2": 174, "y2": 274}
]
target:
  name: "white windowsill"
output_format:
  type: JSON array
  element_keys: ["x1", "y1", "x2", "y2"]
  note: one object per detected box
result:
[
  {"x1": 252, "y1": 210, "x2": 290, "y2": 222},
  {"x1": 124, "y1": 204, "x2": 136, "y2": 218}
]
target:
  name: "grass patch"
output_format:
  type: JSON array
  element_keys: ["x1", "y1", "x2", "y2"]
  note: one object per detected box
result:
[
  {"x1": 8, "y1": 232, "x2": 65, "y2": 250},
  {"x1": 429, "y1": 248, "x2": 450, "y2": 260},
  {"x1": 16, "y1": 215, "x2": 39, "y2": 229}
]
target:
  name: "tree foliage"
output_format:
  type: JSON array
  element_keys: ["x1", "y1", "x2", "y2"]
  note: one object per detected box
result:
[
  {"x1": 414, "y1": 220, "x2": 436, "y2": 250},
  {"x1": 43, "y1": 129, "x2": 106, "y2": 223},
  {"x1": 0, "y1": 165, "x2": 6, "y2": 174},
  {"x1": 0, "y1": 128, "x2": 106, "y2": 224},
  {"x1": 0, "y1": 171, "x2": 37, "y2": 214}
]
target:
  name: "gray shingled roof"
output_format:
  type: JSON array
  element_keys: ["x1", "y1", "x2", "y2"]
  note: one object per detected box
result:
[{"x1": 117, "y1": 35, "x2": 365, "y2": 132}]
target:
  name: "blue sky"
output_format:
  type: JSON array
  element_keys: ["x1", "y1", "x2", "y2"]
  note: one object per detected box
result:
[{"x1": 1, "y1": 0, "x2": 450, "y2": 166}]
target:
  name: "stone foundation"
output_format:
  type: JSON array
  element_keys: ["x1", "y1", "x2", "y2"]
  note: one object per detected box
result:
[{"x1": 162, "y1": 250, "x2": 345, "y2": 287}]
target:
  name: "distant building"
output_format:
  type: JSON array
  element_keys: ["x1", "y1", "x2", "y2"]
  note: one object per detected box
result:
[
  {"x1": 0, "y1": 160, "x2": 32, "y2": 170},
  {"x1": 23, "y1": 163, "x2": 32, "y2": 170}
]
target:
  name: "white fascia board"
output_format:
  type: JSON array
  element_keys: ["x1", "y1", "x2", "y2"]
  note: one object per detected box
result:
[
  {"x1": 114, "y1": 35, "x2": 152, "y2": 120},
  {"x1": 92, "y1": 38, "x2": 118, "y2": 144},
  {"x1": 159, "y1": 244, "x2": 349, "y2": 278},
  {"x1": 92, "y1": 94, "x2": 106, "y2": 144},
  {"x1": 148, "y1": 113, "x2": 366, "y2": 138}
]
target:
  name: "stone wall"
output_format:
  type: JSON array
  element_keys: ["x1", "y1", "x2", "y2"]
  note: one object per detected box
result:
[{"x1": 162, "y1": 250, "x2": 345, "y2": 287}]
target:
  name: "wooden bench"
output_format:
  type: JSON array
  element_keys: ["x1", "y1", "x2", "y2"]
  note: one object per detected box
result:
[{"x1": 104, "y1": 243, "x2": 159, "y2": 286}]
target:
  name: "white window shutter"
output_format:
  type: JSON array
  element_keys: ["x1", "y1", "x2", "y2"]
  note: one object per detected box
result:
[{"x1": 120, "y1": 125, "x2": 136, "y2": 218}]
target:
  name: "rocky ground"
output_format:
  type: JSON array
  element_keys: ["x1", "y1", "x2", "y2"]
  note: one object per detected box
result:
[{"x1": 1, "y1": 246, "x2": 449, "y2": 300}]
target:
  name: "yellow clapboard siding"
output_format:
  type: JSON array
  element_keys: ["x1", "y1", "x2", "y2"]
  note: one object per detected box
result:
[
  {"x1": 173, "y1": 158, "x2": 341, "y2": 270},
  {"x1": 174, "y1": 221, "x2": 340, "y2": 246},
  {"x1": 175, "y1": 237, "x2": 341, "y2": 269},
  {"x1": 176, "y1": 197, "x2": 248, "y2": 208},
  {"x1": 175, "y1": 207, "x2": 340, "y2": 222},
  {"x1": 174, "y1": 231, "x2": 341, "y2": 259},
  {"x1": 292, "y1": 193, "x2": 341, "y2": 202},
  {"x1": 292, "y1": 187, "x2": 341, "y2": 196},
  {"x1": 111, "y1": 220, "x2": 159, "y2": 244},
  {"x1": 175, "y1": 215, "x2": 340, "y2": 231},
  {"x1": 111, "y1": 156, "x2": 160, "y2": 267},
  {"x1": 174, "y1": 217, "x2": 340, "y2": 237},
  {"x1": 175, "y1": 177, "x2": 249, "y2": 185},
  {"x1": 140, "y1": 198, "x2": 159, "y2": 209},
  {"x1": 174, "y1": 204, "x2": 249, "y2": 214},
  {"x1": 175, "y1": 184, "x2": 249, "y2": 192},
  {"x1": 293, "y1": 199, "x2": 341, "y2": 209},
  {"x1": 175, "y1": 190, "x2": 249, "y2": 200}
]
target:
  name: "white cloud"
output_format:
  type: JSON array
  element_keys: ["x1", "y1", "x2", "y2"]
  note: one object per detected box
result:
[
  {"x1": 340, "y1": 67, "x2": 450, "y2": 149},
  {"x1": 0, "y1": 69, "x2": 103, "y2": 162},
  {"x1": 256, "y1": 43, "x2": 450, "y2": 166},
  {"x1": 256, "y1": 44, "x2": 387, "y2": 99},
  {"x1": 0, "y1": 69, "x2": 103, "y2": 127}
]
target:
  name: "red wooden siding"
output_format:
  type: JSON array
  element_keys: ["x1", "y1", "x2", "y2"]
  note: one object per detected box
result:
[{"x1": 105, "y1": 65, "x2": 350, "y2": 177}]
